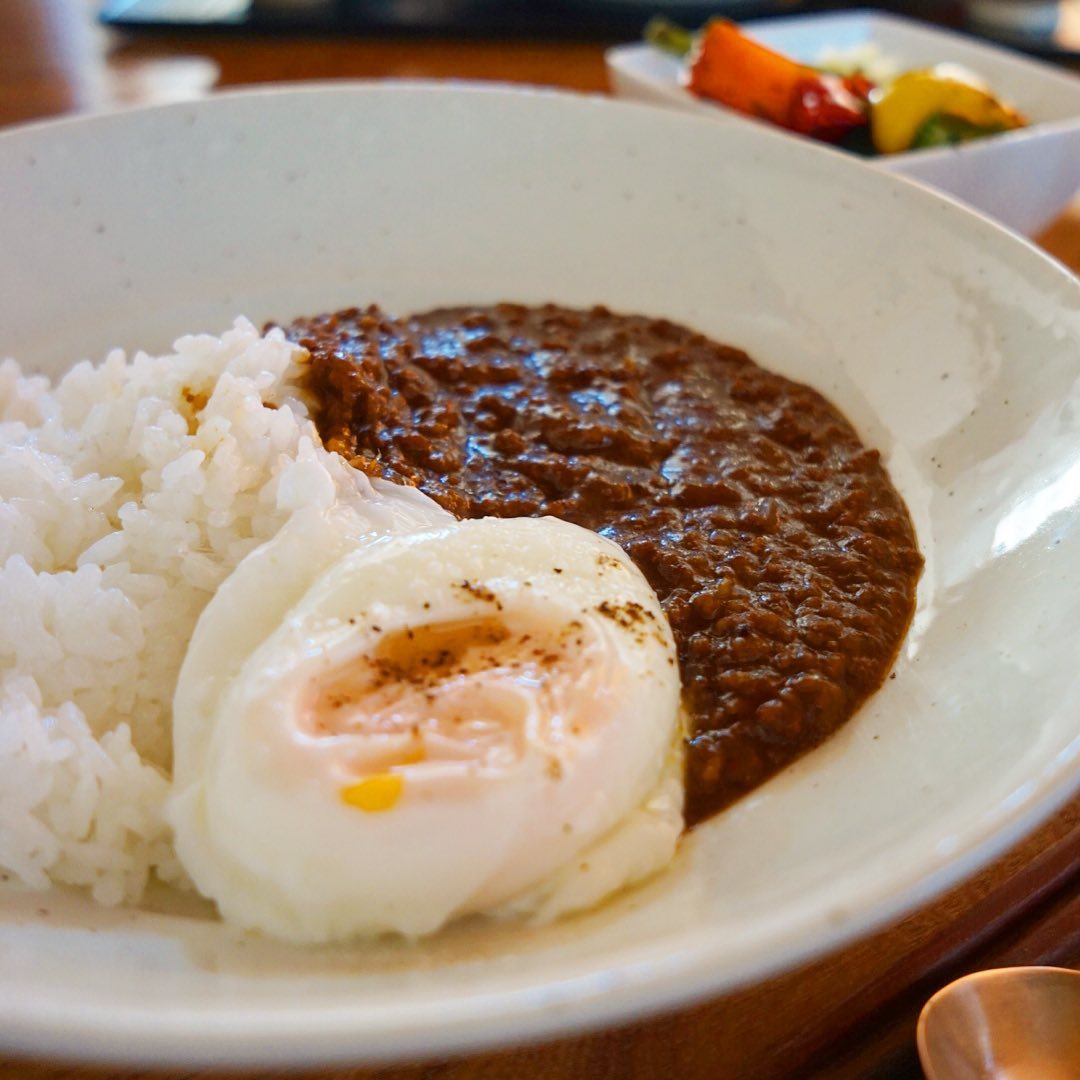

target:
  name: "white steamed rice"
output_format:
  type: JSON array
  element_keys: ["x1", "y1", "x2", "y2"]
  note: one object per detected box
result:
[{"x1": 0, "y1": 319, "x2": 367, "y2": 905}]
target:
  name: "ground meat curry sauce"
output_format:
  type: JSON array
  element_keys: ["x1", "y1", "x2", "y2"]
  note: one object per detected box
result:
[{"x1": 283, "y1": 303, "x2": 922, "y2": 826}]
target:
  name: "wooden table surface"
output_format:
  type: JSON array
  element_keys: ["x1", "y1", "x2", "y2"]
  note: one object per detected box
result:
[{"x1": 2, "y1": 3, "x2": 1078, "y2": 1078}]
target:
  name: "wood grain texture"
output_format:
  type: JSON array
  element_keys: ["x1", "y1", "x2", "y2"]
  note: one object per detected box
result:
[{"x1": 1, "y1": 3, "x2": 1077, "y2": 1077}]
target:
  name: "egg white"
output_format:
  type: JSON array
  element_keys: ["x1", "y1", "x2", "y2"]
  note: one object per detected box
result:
[{"x1": 169, "y1": 508, "x2": 683, "y2": 943}]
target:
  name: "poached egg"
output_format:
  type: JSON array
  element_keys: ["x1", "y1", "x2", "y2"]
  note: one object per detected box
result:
[{"x1": 169, "y1": 499, "x2": 683, "y2": 943}]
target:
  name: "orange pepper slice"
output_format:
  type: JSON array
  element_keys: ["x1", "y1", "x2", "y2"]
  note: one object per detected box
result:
[{"x1": 687, "y1": 20, "x2": 811, "y2": 128}]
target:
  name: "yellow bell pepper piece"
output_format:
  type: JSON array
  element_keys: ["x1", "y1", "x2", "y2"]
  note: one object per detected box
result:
[{"x1": 871, "y1": 67, "x2": 1026, "y2": 154}]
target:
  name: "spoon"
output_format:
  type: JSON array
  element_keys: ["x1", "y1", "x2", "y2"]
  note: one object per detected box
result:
[{"x1": 917, "y1": 966, "x2": 1080, "y2": 1080}]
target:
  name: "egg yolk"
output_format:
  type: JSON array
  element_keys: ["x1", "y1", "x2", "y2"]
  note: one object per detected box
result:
[
  {"x1": 340, "y1": 774, "x2": 404, "y2": 812},
  {"x1": 301, "y1": 612, "x2": 605, "y2": 809}
]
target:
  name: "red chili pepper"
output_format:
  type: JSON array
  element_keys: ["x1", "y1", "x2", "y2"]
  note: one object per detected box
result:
[
  {"x1": 789, "y1": 74, "x2": 869, "y2": 143},
  {"x1": 842, "y1": 72, "x2": 876, "y2": 103},
  {"x1": 686, "y1": 21, "x2": 872, "y2": 144}
]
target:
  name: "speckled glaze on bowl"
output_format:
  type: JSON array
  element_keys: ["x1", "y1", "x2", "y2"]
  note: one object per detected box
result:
[{"x1": 0, "y1": 83, "x2": 1078, "y2": 1067}]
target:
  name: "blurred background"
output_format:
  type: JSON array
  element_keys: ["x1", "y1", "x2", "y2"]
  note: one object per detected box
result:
[
  {"x1": 92, "y1": 1, "x2": 1080, "y2": 54},
  {"x1": 6, "y1": 2, "x2": 1080, "y2": 132},
  {"x1": 2, "y1": 1, "x2": 1077, "y2": 256}
]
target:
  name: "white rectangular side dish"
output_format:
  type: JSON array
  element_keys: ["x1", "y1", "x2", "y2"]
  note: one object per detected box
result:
[{"x1": 606, "y1": 9, "x2": 1080, "y2": 235}]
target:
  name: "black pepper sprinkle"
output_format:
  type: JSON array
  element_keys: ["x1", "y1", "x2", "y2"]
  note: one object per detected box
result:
[
  {"x1": 455, "y1": 579, "x2": 503, "y2": 609},
  {"x1": 595, "y1": 600, "x2": 655, "y2": 629}
]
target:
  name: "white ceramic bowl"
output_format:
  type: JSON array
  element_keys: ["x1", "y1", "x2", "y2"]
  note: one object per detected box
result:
[
  {"x1": 0, "y1": 83, "x2": 1078, "y2": 1067},
  {"x1": 606, "y1": 9, "x2": 1080, "y2": 235}
]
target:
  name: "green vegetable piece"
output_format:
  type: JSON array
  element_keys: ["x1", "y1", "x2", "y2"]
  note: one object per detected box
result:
[
  {"x1": 833, "y1": 124, "x2": 876, "y2": 157},
  {"x1": 911, "y1": 111, "x2": 1007, "y2": 149},
  {"x1": 644, "y1": 16, "x2": 696, "y2": 59}
]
